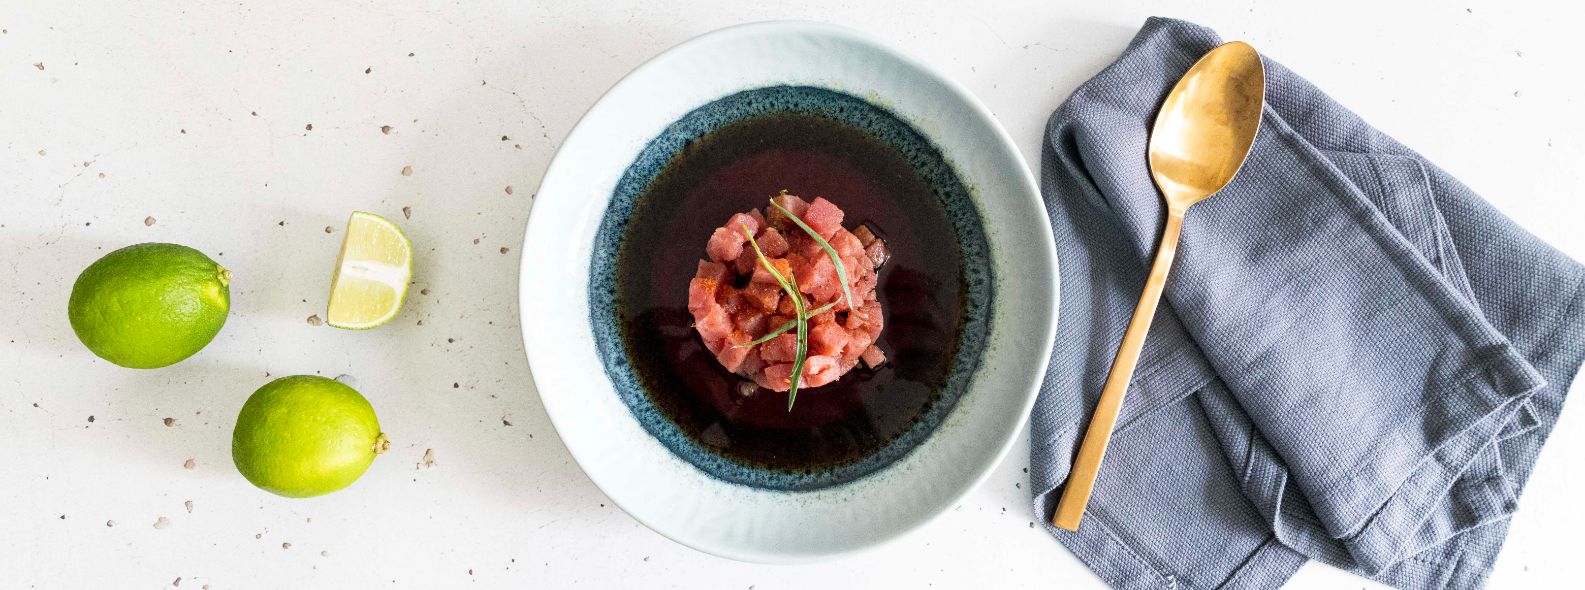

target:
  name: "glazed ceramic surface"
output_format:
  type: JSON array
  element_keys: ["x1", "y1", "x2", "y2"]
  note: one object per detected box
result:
[
  {"x1": 591, "y1": 85, "x2": 994, "y2": 490},
  {"x1": 520, "y1": 21, "x2": 1057, "y2": 562}
]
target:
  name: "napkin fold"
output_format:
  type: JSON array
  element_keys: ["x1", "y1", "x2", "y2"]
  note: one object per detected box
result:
[{"x1": 1031, "y1": 17, "x2": 1585, "y2": 590}]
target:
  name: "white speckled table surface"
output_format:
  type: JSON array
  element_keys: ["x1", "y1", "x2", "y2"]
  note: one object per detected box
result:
[{"x1": 3, "y1": 2, "x2": 1581, "y2": 589}]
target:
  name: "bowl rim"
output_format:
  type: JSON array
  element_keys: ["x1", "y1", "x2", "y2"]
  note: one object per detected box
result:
[{"x1": 518, "y1": 19, "x2": 1060, "y2": 562}]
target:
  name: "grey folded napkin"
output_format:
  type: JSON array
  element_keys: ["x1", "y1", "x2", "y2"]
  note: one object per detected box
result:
[{"x1": 1030, "y1": 17, "x2": 1585, "y2": 590}]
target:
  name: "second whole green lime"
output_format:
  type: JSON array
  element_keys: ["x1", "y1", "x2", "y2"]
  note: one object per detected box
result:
[{"x1": 232, "y1": 375, "x2": 389, "y2": 498}]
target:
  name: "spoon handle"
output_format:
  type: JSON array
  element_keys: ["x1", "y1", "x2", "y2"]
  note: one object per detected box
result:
[{"x1": 1052, "y1": 209, "x2": 1185, "y2": 531}]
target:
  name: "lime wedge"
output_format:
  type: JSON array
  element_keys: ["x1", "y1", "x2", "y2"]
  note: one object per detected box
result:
[{"x1": 327, "y1": 211, "x2": 412, "y2": 330}]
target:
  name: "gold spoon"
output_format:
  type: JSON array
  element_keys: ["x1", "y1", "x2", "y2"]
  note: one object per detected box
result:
[{"x1": 1051, "y1": 41, "x2": 1266, "y2": 532}]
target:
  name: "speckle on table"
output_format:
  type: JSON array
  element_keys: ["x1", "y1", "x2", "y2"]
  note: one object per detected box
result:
[
  {"x1": 420, "y1": 288, "x2": 430, "y2": 295},
  {"x1": 86, "y1": 415, "x2": 95, "y2": 423},
  {"x1": 504, "y1": 185, "x2": 514, "y2": 195},
  {"x1": 419, "y1": 448, "x2": 435, "y2": 469},
  {"x1": 282, "y1": 542, "x2": 291, "y2": 550},
  {"x1": 380, "y1": 125, "x2": 393, "y2": 135},
  {"x1": 324, "y1": 226, "x2": 334, "y2": 233},
  {"x1": 33, "y1": 62, "x2": 44, "y2": 70},
  {"x1": 38, "y1": 149, "x2": 47, "y2": 156},
  {"x1": 500, "y1": 135, "x2": 510, "y2": 141},
  {"x1": 163, "y1": 417, "x2": 176, "y2": 427},
  {"x1": 183, "y1": 458, "x2": 195, "y2": 470},
  {"x1": 500, "y1": 247, "x2": 510, "y2": 254},
  {"x1": 144, "y1": 216, "x2": 156, "y2": 226},
  {"x1": 400, "y1": 165, "x2": 413, "y2": 177},
  {"x1": 402, "y1": 206, "x2": 412, "y2": 219},
  {"x1": 501, "y1": 416, "x2": 512, "y2": 427},
  {"x1": 106, "y1": 520, "x2": 115, "y2": 527},
  {"x1": 154, "y1": 516, "x2": 170, "y2": 529},
  {"x1": 321, "y1": 550, "x2": 329, "y2": 557},
  {"x1": 306, "y1": 314, "x2": 323, "y2": 327},
  {"x1": 305, "y1": 123, "x2": 313, "y2": 131},
  {"x1": 184, "y1": 500, "x2": 193, "y2": 513},
  {"x1": 364, "y1": 67, "x2": 372, "y2": 74},
  {"x1": 172, "y1": 577, "x2": 181, "y2": 587}
]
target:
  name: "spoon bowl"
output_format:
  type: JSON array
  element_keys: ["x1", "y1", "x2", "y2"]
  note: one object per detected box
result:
[{"x1": 1149, "y1": 41, "x2": 1266, "y2": 209}]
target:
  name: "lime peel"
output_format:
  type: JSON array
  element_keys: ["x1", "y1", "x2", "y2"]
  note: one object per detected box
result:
[
  {"x1": 67, "y1": 243, "x2": 231, "y2": 369},
  {"x1": 232, "y1": 375, "x2": 386, "y2": 498}
]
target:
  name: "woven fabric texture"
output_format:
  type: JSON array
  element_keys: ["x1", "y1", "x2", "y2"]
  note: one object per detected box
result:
[{"x1": 1030, "y1": 17, "x2": 1585, "y2": 590}]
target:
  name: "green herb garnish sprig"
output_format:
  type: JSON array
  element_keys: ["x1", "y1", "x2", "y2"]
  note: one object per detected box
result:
[{"x1": 741, "y1": 224, "x2": 809, "y2": 411}]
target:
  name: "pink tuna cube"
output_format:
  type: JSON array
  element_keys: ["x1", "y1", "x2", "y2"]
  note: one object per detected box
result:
[
  {"x1": 760, "y1": 333, "x2": 798, "y2": 363},
  {"x1": 808, "y1": 322, "x2": 850, "y2": 357},
  {"x1": 803, "y1": 197, "x2": 845, "y2": 239},
  {"x1": 758, "y1": 227, "x2": 790, "y2": 257},
  {"x1": 696, "y1": 305, "x2": 732, "y2": 354},
  {"x1": 716, "y1": 331, "x2": 753, "y2": 373},
  {"x1": 707, "y1": 226, "x2": 745, "y2": 263}
]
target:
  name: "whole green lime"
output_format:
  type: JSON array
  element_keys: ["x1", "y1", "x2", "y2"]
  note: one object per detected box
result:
[
  {"x1": 67, "y1": 243, "x2": 231, "y2": 369},
  {"x1": 232, "y1": 375, "x2": 389, "y2": 498}
]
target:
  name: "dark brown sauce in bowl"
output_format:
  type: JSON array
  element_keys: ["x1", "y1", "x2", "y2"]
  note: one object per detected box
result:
[{"x1": 590, "y1": 86, "x2": 992, "y2": 490}]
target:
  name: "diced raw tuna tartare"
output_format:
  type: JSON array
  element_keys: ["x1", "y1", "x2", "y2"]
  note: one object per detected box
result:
[{"x1": 689, "y1": 195, "x2": 889, "y2": 393}]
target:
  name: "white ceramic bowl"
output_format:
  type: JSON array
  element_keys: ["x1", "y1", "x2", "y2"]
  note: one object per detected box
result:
[{"x1": 520, "y1": 20, "x2": 1058, "y2": 562}]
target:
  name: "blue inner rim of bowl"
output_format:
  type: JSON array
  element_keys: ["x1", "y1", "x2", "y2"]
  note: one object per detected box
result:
[{"x1": 589, "y1": 85, "x2": 993, "y2": 491}]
